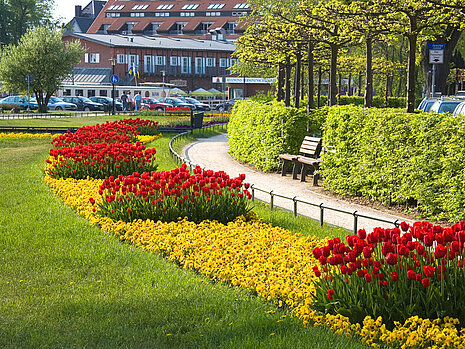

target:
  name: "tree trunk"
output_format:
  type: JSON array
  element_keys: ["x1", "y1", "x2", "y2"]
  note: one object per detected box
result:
[
  {"x1": 294, "y1": 50, "x2": 301, "y2": 108},
  {"x1": 406, "y1": 33, "x2": 417, "y2": 113},
  {"x1": 317, "y1": 66, "x2": 322, "y2": 107},
  {"x1": 285, "y1": 57, "x2": 291, "y2": 107},
  {"x1": 358, "y1": 74, "x2": 362, "y2": 96},
  {"x1": 364, "y1": 36, "x2": 373, "y2": 108},
  {"x1": 277, "y1": 63, "x2": 284, "y2": 101},
  {"x1": 396, "y1": 37, "x2": 405, "y2": 97},
  {"x1": 307, "y1": 41, "x2": 315, "y2": 111},
  {"x1": 348, "y1": 73, "x2": 352, "y2": 96},
  {"x1": 328, "y1": 43, "x2": 338, "y2": 106}
]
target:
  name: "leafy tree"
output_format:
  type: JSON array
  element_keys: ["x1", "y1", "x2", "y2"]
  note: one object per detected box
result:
[
  {"x1": 0, "y1": 0, "x2": 54, "y2": 45},
  {"x1": 0, "y1": 26, "x2": 84, "y2": 112}
]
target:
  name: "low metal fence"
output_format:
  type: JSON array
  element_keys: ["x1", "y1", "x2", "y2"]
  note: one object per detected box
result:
[{"x1": 169, "y1": 128, "x2": 402, "y2": 234}]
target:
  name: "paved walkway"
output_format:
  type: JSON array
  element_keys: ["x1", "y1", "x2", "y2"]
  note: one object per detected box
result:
[{"x1": 182, "y1": 134, "x2": 415, "y2": 233}]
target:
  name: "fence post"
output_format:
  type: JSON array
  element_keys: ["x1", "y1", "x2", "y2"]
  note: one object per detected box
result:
[
  {"x1": 319, "y1": 203, "x2": 324, "y2": 226},
  {"x1": 353, "y1": 211, "x2": 358, "y2": 234},
  {"x1": 293, "y1": 196, "x2": 298, "y2": 217},
  {"x1": 251, "y1": 185, "x2": 255, "y2": 202},
  {"x1": 270, "y1": 190, "x2": 274, "y2": 210}
]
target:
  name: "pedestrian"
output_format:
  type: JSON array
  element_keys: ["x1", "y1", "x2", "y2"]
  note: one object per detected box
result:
[
  {"x1": 121, "y1": 91, "x2": 128, "y2": 112},
  {"x1": 127, "y1": 92, "x2": 132, "y2": 111},
  {"x1": 134, "y1": 92, "x2": 142, "y2": 111}
]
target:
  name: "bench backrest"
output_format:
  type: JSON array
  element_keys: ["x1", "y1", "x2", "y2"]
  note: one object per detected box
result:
[{"x1": 299, "y1": 136, "x2": 322, "y2": 158}]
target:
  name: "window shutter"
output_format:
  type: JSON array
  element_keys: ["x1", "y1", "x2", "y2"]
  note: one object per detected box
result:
[
  {"x1": 84, "y1": 53, "x2": 89, "y2": 63},
  {"x1": 95, "y1": 53, "x2": 100, "y2": 64}
]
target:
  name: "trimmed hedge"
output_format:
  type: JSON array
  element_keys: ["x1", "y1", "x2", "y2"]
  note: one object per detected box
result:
[
  {"x1": 227, "y1": 100, "x2": 309, "y2": 172},
  {"x1": 321, "y1": 105, "x2": 465, "y2": 221}
]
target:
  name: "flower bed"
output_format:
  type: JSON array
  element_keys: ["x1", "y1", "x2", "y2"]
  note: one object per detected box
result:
[
  {"x1": 42, "y1": 118, "x2": 465, "y2": 348},
  {"x1": 46, "y1": 119, "x2": 160, "y2": 179},
  {"x1": 43, "y1": 170, "x2": 465, "y2": 348}
]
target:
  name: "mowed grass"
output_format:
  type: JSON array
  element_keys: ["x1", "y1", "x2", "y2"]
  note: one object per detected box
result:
[
  {"x1": 0, "y1": 134, "x2": 366, "y2": 348},
  {"x1": 0, "y1": 112, "x2": 226, "y2": 128}
]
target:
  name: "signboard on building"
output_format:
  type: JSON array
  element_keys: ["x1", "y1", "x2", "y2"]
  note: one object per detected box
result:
[
  {"x1": 170, "y1": 79, "x2": 187, "y2": 87},
  {"x1": 212, "y1": 77, "x2": 275, "y2": 84}
]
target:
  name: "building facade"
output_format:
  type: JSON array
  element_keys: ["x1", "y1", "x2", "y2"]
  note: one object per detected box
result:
[{"x1": 63, "y1": 33, "x2": 235, "y2": 92}]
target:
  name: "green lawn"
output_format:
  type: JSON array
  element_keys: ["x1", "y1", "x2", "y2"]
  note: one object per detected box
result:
[{"x1": 0, "y1": 133, "x2": 365, "y2": 348}]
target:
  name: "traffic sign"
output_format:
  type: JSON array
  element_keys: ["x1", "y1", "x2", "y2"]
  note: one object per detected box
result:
[
  {"x1": 110, "y1": 74, "x2": 119, "y2": 84},
  {"x1": 428, "y1": 43, "x2": 445, "y2": 64},
  {"x1": 25, "y1": 74, "x2": 33, "y2": 83}
]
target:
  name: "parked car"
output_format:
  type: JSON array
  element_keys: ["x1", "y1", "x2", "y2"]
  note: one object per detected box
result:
[
  {"x1": 89, "y1": 96, "x2": 123, "y2": 112},
  {"x1": 61, "y1": 96, "x2": 104, "y2": 111},
  {"x1": 429, "y1": 99, "x2": 463, "y2": 114},
  {"x1": 141, "y1": 97, "x2": 172, "y2": 111},
  {"x1": 215, "y1": 98, "x2": 239, "y2": 112},
  {"x1": 0, "y1": 95, "x2": 38, "y2": 110},
  {"x1": 158, "y1": 97, "x2": 195, "y2": 110},
  {"x1": 30, "y1": 96, "x2": 77, "y2": 111},
  {"x1": 453, "y1": 101, "x2": 465, "y2": 116},
  {"x1": 417, "y1": 97, "x2": 437, "y2": 112},
  {"x1": 177, "y1": 97, "x2": 211, "y2": 111}
]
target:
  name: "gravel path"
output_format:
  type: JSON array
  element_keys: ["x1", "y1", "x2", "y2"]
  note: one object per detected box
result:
[{"x1": 182, "y1": 134, "x2": 415, "y2": 233}]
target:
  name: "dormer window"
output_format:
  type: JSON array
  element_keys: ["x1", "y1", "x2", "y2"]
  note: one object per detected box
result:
[
  {"x1": 208, "y1": 3, "x2": 225, "y2": 9},
  {"x1": 182, "y1": 4, "x2": 199, "y2": 10},
  {"x1": 107, "y1": 5, "x2": 124, "y2": 10},
  {"x1": 132, "y1": 4, "x2": 149, "y2": 10},
  {"x1": 157, "y1": 4, "x2": 174, "y2": 10},
  {"x1": 233, "y1": 3, "x2": 250, "y2": 9}
]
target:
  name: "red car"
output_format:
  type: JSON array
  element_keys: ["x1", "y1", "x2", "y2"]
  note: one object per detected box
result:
[{"x1": 141, "y1": 98, "x2": 172, "y2": 111}]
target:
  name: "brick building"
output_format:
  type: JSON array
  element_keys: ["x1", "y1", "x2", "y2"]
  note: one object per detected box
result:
[{"x1": 64, "y1": 32, "x2": 273, "y2": 97}]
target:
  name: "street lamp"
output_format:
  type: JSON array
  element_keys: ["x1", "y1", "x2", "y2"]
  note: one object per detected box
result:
[
  {"x1": 109, "y1": 57, "x2": 116, "y2": 115},
  {"x1": 161, "y1": 70, "x2": 166, "y2": 115}
]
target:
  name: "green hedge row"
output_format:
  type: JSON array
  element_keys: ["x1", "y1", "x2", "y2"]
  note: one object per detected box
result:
[
  {"x1": 227, "y1": 100, "x2": 309, "y2": 172},
  {"x1": 312, "y1": 96, "x2": 406, "y2": 108},
  {"x1": 320, "y1": 105, "x2": 465, "y2": 221}
]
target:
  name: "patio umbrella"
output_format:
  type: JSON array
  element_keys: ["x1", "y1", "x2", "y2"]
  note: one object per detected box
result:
[
  {"x1": 170, "y1": 87, "x2": 187, "y2": 96},
  {"x1": 208, "y1": 88, "x2": 224, "y2": 97},
  {"x1": 190, "y1": 88, "x2": 213, "y2": 97}
]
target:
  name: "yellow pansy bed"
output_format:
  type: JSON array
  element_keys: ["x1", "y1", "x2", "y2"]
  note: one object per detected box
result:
[
  {"x1": 0, "y1": 132, "x2": 161, "y2": 144},
  {"x1": 45, "y1": 174, "x2": 465, "y2": 349},
  {"x1": 0, "y1": 132, "x2": 57, "y2": 138}
]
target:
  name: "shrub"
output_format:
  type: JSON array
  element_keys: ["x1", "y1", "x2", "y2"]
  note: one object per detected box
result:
[
  {"x1": 92, "y1": 163, "x2": 253, "y2": 224},
  {"x1": 321, "y1": 105, "x2": 465, "y2": 221},
  {"x1": 311, "y1": 221, "x2": 465, "y2": 329},
  {"x1": 228, "y1": 100, "x2": 309, "y2": 171}
]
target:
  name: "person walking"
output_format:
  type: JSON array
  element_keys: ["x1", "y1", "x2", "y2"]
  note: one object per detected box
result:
[
  {"x1": 127, "y1": 92, "x2": 133, "y2": 111},
  {"x1": 134, "y1": 92, "x2": 142, "y2": 111},
  {"x1": 121, "y1": 91, "x2": 128, "y2": 112}
]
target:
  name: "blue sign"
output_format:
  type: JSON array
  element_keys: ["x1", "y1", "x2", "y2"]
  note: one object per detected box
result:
[
  {"x1": 25, "y1": 74, "x2": 33, "y2": 83},
  {"x1": 110, "y1": 74, "x2": 119, "y2": 84},
  {"x1": 427, "y1": 43, "x2": 445, "y2": 51}
]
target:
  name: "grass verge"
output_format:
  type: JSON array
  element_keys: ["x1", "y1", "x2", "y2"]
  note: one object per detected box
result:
[{"x1": 0, "y1": 137, "x2": 366, "y2": 348}]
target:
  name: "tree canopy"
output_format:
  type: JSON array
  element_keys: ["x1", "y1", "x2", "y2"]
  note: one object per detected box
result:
[{"x1": 0, "y1": 26, "x2": 84, "y2": 112}]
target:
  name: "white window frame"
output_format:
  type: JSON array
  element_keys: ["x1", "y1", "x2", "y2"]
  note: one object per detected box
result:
[
  {"x1": 181, "y1": 56, "x2": 191, "y2": 74},
  {"x1": 88, "y1": 53, "x2": 100, "y2": 64},
  {"x1": 117, "y1": 54, "x2": 128, "y2": 64},
  {"x1": 219, "y1": 58, "x2": 228, "y2": 68},
  {"x1": 144, "y1": 55, "x2": 154, "y2": 73},
  {"x1": 195, "y1": 57, "x2": 205, "y2": 74},
  {"x1": 170, "y1": 56, "x2": 179, "y2": 66},
  {"x1": 155, "y1": 56, "x2": 166, "y2": 66},
  {"x1": 206, "y1": 57, "x2": 215, "y2": 67}
]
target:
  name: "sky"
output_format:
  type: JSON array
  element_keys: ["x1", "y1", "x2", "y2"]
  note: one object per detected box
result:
[{"x1": 53, "y1": 0, "x2": 99, "y2": 24}]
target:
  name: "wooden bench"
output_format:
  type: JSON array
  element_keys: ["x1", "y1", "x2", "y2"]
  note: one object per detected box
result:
[{"x1": 279, "y1": 136, "x2": 322, "y2": 186}]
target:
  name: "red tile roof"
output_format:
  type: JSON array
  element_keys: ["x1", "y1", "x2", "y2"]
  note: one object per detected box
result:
[{"x1": 87, "y1": 0, "x2": 250, "y2": 38}]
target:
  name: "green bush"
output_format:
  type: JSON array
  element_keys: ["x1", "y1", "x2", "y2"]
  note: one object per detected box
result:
[
  {"x1": 228, "y1": 100, "x2": 309, "y2": 171},
  {"x1": 321, "y1": 105, "x2": 465, "y2": 221}
]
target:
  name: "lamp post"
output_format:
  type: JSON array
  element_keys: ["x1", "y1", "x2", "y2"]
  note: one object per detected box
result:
[
  {"x1": 109, "y1": 57, "x2": 116, "y2": 115},
  {"x1": 161, "y1": 70, "x2": 166, "y2": 116}
]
